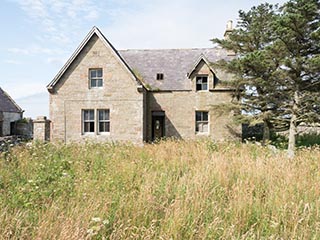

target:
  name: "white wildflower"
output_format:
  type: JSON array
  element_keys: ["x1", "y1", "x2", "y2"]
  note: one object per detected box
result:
[{"x1": 91, "y1": 217, "x2": 101, "y2": 222}]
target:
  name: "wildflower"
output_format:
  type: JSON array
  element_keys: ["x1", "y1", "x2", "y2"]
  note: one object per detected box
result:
[
  {"x1": 102, "y1": 220, "x2": 109, "y2": 225},
  {"x1": 91, "y1": 217, "x2": 101, "y2": 222}
]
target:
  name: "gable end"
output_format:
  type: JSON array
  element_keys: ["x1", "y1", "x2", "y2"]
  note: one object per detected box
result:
[{"x1": 47, "y1": 27, "x2": 143, "y2": 93}]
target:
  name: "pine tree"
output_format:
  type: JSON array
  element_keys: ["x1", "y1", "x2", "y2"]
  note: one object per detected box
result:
[
  {"x1": 273, "y1": 0, "x2": 320, "y2": 157},
  {"x1": 212, "y1": 3, "x2": 282, "y2": 145},
  {"x1": 212, "y1": 0, "x2": 319, "y2": 156}
]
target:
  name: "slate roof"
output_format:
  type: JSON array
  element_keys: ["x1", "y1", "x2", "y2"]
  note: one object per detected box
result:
[
  {"x1": 0, "y1": 87, "x2": 23, "y2": 113},
  {"x1": 47, "y1": 27, "x2": 235, "y2": 92},
  {"x1": 119, "y1": 48, "x2": 234, "y2": 91}
]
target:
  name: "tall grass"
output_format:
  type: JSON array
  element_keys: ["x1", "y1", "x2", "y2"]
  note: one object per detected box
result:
[{"x1": 0, "y1": 140, "x2": 319, "y2": 239}]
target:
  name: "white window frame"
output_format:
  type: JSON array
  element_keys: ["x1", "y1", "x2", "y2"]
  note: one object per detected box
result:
[
  {"x1": 82, "y1": 109, "x2": 95, "y2": 134},
  {"x1": 98, "y1": 109, "x2": 110, "y2": 134},
  {"x1": 195, "y1": 111, "x2": 209, "y2": 134},
  {"x1": 89, "y1": 68, "x2": 103, "y2": 88},
  {"x1": 196, "y1": 75, "x2": 208, "y2": 91}
]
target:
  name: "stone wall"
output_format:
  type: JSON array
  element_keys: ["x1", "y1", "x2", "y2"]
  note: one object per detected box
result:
[
  {"x1": 49, "y1": 34, "x2": 144, "y2": 143},
  {"x1": 33, "y1": 116, "x2": 51, "y2": 141},
  {"x1": 0, "y1": 111, "x2": 22, "y2": 136},
  {"x1": 146, "y1": 59, "x2": 240, "y2": 141},
  {"x1": 148, "y1": 90, "x2": 240, "y2": 141},
  {"x1": 48, "y1": 32, "x2": 238, "y2": 144},
  {"x1": 11, "y1": 118, "x2": 33, "y2": 137}
]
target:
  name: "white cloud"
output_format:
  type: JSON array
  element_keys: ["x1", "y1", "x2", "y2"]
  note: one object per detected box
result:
[
  {"x1": 85, "y1": 11, "x2": 99, "y2": 20},
  {"x1": 7, "y1": 48, "x2": 30, "y2": 55},
  {"x1": 2, "y1": 81, "x2": 47, "y2": 99},
  {"x1": 18, "y1": 0, "x2": 47, "y2": 19},
  {"x1": 4, "y1": 59, "x2": 21, "y2": 65},
  {"x1": 8, "y1": 46, "x2": 65, "y2": 56},
  {"x1": 14, "y1": 0, "x2": 102, "y2": 45},
  {"x1": 47, "y1": 57, "x2": 67, "y2": 66},
  {"x1": 103, "y1": 0, "x2": 234, "y2": 49}
]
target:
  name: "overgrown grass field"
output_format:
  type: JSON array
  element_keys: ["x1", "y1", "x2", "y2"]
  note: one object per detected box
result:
[{"x1": 0, "y1": 140, "x2": 319, "y2": 239}]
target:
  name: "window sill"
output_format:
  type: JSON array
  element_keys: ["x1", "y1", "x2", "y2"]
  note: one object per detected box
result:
[
  {"x1": 196, "y1": 90, "x2": 209, "y2": 92},
  {"x1": 89, "y1": 87, "x2": 103, "y2": 89},
  {"x1": 82, "y1": 132, "x2": 95, "y2": 135},
  {"x1": 97, "y1": 132, "x2": 110, "y2": 135},
  {"x1": 195, "y1": 132, "x2": 209, "y2": 135},
  {"x1": 82, "y1": 132, "x2": 111, "y2": 136}
]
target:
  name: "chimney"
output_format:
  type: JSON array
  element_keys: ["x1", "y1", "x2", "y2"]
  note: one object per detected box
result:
[
  {"x1": 223, "y1": 20, "x2": 236, "y2": 56},
  {"x1": 224, "y1": 20, "x2": 233, "y2": 39}
]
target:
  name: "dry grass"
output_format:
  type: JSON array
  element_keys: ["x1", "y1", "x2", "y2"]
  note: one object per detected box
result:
[{"x1": 0, "y1": 140, "x2": 319, "y2": 239}]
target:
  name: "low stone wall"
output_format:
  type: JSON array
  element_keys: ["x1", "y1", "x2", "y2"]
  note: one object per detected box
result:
[
  {"x1": 11, "y1": 118, "x2": 33, "y2": 137},
  {"x1": 297, "y1": 124, "x2": 320, "y2": 135},
  {"x1": 0, "y1": 135, "x2": 31, "y2": 152},
  {"x1": 243, "y1": 123, "x2": 320, "y2": 141}
]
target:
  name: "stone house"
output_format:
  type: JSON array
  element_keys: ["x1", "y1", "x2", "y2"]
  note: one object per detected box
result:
[
  {"x1": 0, "y1": 87, "x2": 23, "y2": 136},
  {"x1": 47, "y1": 26, "x2": 238, "y2": 143}
]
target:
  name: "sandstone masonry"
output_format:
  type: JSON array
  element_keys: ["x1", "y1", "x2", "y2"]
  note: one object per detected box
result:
[{"x1": 47, "y1": 27, "x2": 239, "y2": 144}]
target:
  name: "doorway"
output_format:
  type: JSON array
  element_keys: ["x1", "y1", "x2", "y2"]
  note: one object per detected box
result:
[
  {"x1": 152, "y1": 111, "x2": 165, "y2": 141},
  {"x1": 0, "y1": 121, "x2": 3, "y2": 137}
]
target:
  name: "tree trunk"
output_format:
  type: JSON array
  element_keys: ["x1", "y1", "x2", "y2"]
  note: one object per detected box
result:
[
  {"x1": 287, "y1": 91, "x2": 299, "y2": 158},
  {"x1": 287, "y1": 113, "x2": 297, "y2": 158},
  {"x1": 262, "y1": 120, "x2": 270, "y2": 146}
]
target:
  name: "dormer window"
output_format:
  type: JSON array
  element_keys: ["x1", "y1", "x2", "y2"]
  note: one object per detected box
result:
[
  {"x1": 196, "y1": 76, "x2": 208, "y2": 91},
  {"x1": 89, "y1": 68, "x2": 103, "y2": 88},
  {"x1": 156, "y1": 73, "x2": 164, "y2": 80}
]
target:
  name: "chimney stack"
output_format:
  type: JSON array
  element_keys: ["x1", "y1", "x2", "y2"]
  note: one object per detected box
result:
[
  {"x1": 224, "y1": 20, "x2": 233, "y2": 39},
  {"x1": 223, "y1": 20, "x2": 236, "y2": 56}
]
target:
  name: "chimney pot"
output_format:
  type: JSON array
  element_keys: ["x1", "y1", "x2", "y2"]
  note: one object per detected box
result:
[{"x1": 226, "y1": 20, "x2": 233, "y2": 31}]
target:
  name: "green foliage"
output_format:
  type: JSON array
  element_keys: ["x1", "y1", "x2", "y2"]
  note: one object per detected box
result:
[
  {"x1": 16, "y1": 118, "x2": 30, "y2": 124},
  {"x1": 212, "y1": 0, "x2": 320, "y2": 156},
  {"x1": 297, "y1": 133, "x2": 320, "y2": 147},
  {"x1": 270, "y1": 132, "x2": 320, "y2": 149},
  {"x1": 212, "y1": 3, "x2": 284, "y2": 145}
]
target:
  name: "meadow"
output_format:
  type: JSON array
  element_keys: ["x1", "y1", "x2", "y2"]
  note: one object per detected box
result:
[{"x1": 0, "y1": 140, "x2": 319, "y2": 239}]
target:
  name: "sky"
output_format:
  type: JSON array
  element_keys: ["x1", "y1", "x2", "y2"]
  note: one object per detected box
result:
[{"x1": 0, "y1": 0, "x2": 286, "y2": 118}]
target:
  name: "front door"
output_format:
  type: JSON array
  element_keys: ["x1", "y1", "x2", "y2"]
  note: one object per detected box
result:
[{"x1": 152, "y1": 114, "x2": 165, "y2": 141}]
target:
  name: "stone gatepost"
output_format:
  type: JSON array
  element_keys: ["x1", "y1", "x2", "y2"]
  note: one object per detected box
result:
[{"x1": 33, "y1": 116, "x2": 51, "y2": 141}]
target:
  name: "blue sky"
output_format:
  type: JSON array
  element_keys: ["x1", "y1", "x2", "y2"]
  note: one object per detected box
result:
[{"x1": 0, "y1": 0, "x2": 286, "y2": 118}]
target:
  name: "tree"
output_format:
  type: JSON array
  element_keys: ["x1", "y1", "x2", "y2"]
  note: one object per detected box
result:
[
  {"x1": 273, "y1": 0, "x2": 320, "y2": 157},
  {"x1": 212, "y1": 0, "x2": 319, "y2": 157},
  {"x1": 212, "y1": 3, "x2": 282, "y2": 145}
]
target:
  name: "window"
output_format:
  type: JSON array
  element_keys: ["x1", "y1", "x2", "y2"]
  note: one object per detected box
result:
[
  {"x1": 89, "y1": 69, "x2": 103, "y2": 88},
  {"x1": 196, "y1": 76, "x2": 208, "y2": 91},
  {"x1": 156, "y1": 73, "x2": 164, "y2": 80},
  {"x1": 98, "y1": 109, "x2": 110, "y2": 133},
  {"x1": 195, "y1": 111, "x2": 209, "y2": 133},
  {"x1": 83, "y1": 110, "x2": 95, "y2": 133}
]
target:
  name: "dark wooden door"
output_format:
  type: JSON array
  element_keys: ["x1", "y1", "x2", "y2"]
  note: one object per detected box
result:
[
  {"x1": 0, "y1": 121, "x2": 3, "y2": 137},
  {"x1": 152, "y1": 116, "x2": 164, "y2": 141}
]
